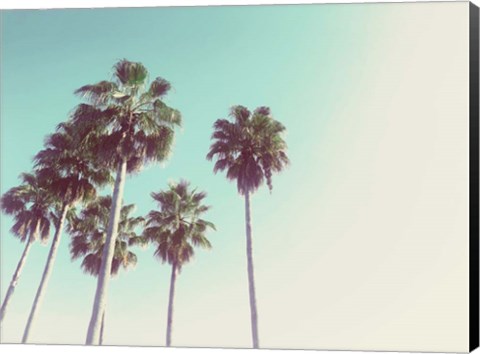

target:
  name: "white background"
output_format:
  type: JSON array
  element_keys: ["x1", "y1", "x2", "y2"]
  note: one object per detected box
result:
[{"x1": 0, "y1": 0, "x2": 479, "y2": 354}]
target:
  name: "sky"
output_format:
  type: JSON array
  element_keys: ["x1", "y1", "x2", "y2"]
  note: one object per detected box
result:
[{"x1": 0, "y1": 2, "x2": 472, "y2": 352}]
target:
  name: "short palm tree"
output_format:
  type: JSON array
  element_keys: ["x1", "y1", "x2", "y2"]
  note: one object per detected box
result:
[
  {"x1": 22, "y1": 123, "x2": 112, "y2": 343},
  {"x1": 72, "y1": 59, "x2": 182, "y2": 344},
  {"x1": 0, "y1": 172, "x2": 53, "y2": 322},
  {"x1": 140, "y1": 180, "x2": 215, "y2": 347},
  {"x1": 206, "y1": 106, "x2": 289, "y2": 348},
  {"x1": 69, "y1": 196, "x2": 143, "y2": 345}
]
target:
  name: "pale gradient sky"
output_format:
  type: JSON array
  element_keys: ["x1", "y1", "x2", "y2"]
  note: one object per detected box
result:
[{"x1": 0, "y1": 2, "x2": 471, "y2": 351}]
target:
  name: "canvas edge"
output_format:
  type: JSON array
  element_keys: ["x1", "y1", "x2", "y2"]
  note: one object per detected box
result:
[{"x1": 470, "y1": 1, "x2": 480, "y2": 353}]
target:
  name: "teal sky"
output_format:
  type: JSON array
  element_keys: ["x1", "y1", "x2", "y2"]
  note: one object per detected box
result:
[{"x1": 0, "y1": 2, "x2": 471, "y2": 351}]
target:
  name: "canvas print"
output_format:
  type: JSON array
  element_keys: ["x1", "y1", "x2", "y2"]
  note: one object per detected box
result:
[{"x1": 0, "y1": 1, "x2": 478, "y2": 352}]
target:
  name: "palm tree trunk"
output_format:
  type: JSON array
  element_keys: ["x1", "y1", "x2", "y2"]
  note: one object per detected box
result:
[
  {"x1": 0, "y1": 221, "x2": 40, "y2": 323},
  {"x1": 22, "y1": 203, "x2": 69, "y2": 343},
  {"x1": 99, "y1": 309, "x2": 106, "y2": 345},
  {"x1": 166, "y1": 263, "x2": 177, "y2": 347},
  {"x1": 86, "y1": 159, "x2": 127, "y2": 345},
  {"x1": 244, "y1": 191, "x2": 259, "y2": 348}
]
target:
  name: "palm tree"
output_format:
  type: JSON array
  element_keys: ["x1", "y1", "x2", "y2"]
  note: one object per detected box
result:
[
  {"x1": 69, "y1": 196, "x2": 143, "y2": 345},
  {"x1": 0, "y1": 172, "x2": 53, "y2": 322},
  {"x1": 206, "y1": 106, "x2": 289, "y2": 348},
  {"x1": 22, "y1": 123, "x2": 112, "y2": 343},
  {"x1": 72, "y1": 59, "x2": 181, "y2": 345},
  {"x1": 139, "y1": 180, "x2": 215, "y2": 347}
]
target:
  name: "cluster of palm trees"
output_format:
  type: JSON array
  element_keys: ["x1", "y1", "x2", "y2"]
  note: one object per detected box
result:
[{"x1": 1, "y1": 59, "x2": 289, "y2": 348}]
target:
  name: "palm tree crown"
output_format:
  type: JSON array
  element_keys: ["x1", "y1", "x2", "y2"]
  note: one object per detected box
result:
[
  {"x1": 72, "y1": 59, "x2": 182, "y2": 173},
  {"x1": 69, "y1": 196, "x2": 143, "y2": 276},
  {"x1": 34, "y1": 122, "x2": 112, "y2": 207},
  {"x1": 142, "y1": 180, "x2": 215, "y2": 270},
  {"x1": 206, "y1": 105, "x2": 289, "y2": 195},
  {"x1": 1, "y1": 172, "x2": 53, "y2": 242}
]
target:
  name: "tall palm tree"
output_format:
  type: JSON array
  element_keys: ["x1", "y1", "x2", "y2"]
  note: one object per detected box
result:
[
  {"x1": 0, "y1": 172, "x2": 53, "y2": 322},
  {"x1": 22, "y1": 123, "x2": 112, "y2": 343},
  {"x1": 139, "y1": 180, "x2": 215, "y2": 347},
  {"x1": 72, "y1": 59, "x2": 182, "y2": 345},
  {"x1": 68, "y1": 195, "x2": 143, "y2": 345},
  {"x1": 206, "y1": 106, "x2": 289, "y2": 348}
]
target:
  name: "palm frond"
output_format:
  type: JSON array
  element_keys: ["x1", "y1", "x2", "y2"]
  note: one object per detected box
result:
[
  {"x1": 149, "y1": 77, "x2": 171, "y2": 98},
  {"x1": 74, "y1": 81, "x2": 118, "y2": 106},
  {"x1": 114, "y1": 59, "x2": 148, "y2": 86}
]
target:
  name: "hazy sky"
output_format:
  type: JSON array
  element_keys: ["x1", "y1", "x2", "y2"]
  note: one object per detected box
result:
[{"x1": 0, "y1": 2, "x2": 471, "y2": 351}]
